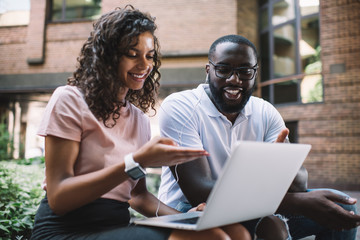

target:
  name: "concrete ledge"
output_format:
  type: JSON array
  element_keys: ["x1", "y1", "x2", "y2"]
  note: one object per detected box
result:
[{"x1": 0, "y1": 72, "x2": 71, "y2": 93}]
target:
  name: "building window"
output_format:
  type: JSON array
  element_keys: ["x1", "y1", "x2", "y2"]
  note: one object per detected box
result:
[
  {"x1": 285, "y1": 121, "x2": 298, "y2": 143},
  {"x1": 0, "y1": 0, "x2": 30, "y2": 26},
  {"x1": 50, "y1": 0, "x2": 101, "y2": 22},
  {"x1": 259, "y1": 0, "x2": 322, "y2": 105}
]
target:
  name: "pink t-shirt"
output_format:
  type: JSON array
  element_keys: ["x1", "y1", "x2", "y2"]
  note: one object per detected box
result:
[{"x1": 37, "y1": 85, "x2": 151, "y2": 202}]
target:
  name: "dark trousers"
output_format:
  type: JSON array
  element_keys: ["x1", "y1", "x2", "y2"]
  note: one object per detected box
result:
[{"x1": 30, "y1": 197, "x2": 171, "y2": 240}]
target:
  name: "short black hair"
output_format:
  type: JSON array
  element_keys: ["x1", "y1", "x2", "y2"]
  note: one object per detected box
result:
[{"x1": 208, "y1": 34, "x2": 258, "y2": 60}]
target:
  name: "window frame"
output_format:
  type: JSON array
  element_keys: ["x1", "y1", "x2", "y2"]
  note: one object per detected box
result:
[
  {"x1": 286, "y1": 121, "x2": 298, "y2": 143},
  {"x1": 48, "y1": 0, "x2": 101, "y2": 23},
  {"x1": 258, "y1": 0, "x2": 322, "y2": 106}
]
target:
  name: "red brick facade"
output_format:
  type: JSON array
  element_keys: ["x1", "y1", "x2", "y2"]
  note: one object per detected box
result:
[{"x1": 0, "y1": 0, "x2": 359, "y2": 189}]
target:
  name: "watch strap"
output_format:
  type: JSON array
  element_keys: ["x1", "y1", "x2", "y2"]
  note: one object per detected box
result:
[
  {"x1": 124, "y1": 153, "x2": 139, "y2": 171},
  {"x1": 124, "y1": 153, "x2": 147, "y2": 180}
]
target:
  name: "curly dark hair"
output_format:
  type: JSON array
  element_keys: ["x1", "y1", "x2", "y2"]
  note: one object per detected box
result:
[{"x1": 67, "y1": 5, "x2": 161, "y2": 127}]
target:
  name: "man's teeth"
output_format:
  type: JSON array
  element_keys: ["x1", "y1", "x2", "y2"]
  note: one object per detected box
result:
[{"x1": 225, "y1": 89, "x2": 241, "y2": 95}]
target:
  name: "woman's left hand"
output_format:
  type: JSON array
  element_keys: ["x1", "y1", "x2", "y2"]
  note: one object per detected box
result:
[{"x1": 133, "y1": 136, "x2": 209, "y2": 168}]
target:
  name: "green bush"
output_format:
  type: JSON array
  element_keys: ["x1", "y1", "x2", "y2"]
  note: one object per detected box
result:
[
  {"x1": 16, "y1": 157, "x2": 45, "y2": 166},
  {"x1": 0, "y1": 121, "x2": 13, "y2": 160},
  {"x1": 0, "y1": 160, "x2": 161, "y2": 237},
  {"x1": 0, "y1": 161, "x2": 45, "y2": 240}
]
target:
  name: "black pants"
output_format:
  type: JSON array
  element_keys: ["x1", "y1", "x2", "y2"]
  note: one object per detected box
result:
[{"x1": 30, "y1": 197, "x2": 171, "y2": 240}]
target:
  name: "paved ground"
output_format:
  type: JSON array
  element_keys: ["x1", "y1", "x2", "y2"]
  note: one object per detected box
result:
[{"x1": 301, "y1": 191, "x2": 360, "y2": 240}]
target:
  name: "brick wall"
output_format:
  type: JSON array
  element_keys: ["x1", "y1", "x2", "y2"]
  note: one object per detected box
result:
[
  {"x1": 237, "y1": 0, "x2": 258, "y2": 47},
  {"x1": 0, "y1": 26, "x2": 26, "y2": 72},
  {"x1": 0, "y1": 0, "x2": 238, "y2": 74},
  {"x1": 103, "y1": 0, "x2": 238, "y2": 54},
  {"x1": 277, "y1": 0, "x2": 360, "y2": 189}
]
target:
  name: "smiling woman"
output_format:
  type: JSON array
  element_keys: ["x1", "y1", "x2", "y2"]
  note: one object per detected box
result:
[
  {"x1": 118, "y1": 32, "x2": 155, "y2": 94},
  {"x1": 67, "y1": 6, "x2": 161, "y2": 128}
]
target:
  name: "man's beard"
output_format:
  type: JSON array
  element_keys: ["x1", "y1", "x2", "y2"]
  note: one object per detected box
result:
[{"x1": 208, "y1": 75, "x2": 255, "y2": 114}]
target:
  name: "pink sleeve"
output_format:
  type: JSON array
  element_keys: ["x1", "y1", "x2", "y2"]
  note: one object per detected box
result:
[{"x1": 37, "y1": 86, "x2": 83, "y2": 142}]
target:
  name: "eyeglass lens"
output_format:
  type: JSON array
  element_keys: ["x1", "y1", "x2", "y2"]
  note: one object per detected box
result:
[{"x1": 215, "y1": 66, "x2": 255, "y2": 80}]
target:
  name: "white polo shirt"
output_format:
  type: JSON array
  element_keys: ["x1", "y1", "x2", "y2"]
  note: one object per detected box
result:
[{"x1": 158, "y1": 84, "x2": 287, "y2": 208}]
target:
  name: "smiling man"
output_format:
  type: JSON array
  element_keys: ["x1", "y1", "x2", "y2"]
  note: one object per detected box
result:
[
  {"x1": 205, "y1": 36, "x2": 257, "y2": 123},
  {"x1": 158, "y1": 35, "x2": 360, "y2": 239}
]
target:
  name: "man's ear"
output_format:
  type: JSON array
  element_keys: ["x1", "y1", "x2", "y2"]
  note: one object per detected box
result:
[{"x1": 205, "y1": 64, "x2": 210, "y2": 74}]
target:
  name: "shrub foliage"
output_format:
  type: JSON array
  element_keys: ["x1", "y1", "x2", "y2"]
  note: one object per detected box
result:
[
  {"x1": 0, "y1": 160, "x2": 44, "y2": 240},
  {"x1": 0, "y1": 121, "x2": 13, "y2": 160},
  {"x1": 0, "y1": 158, "x2": 161, "y2": 238}
]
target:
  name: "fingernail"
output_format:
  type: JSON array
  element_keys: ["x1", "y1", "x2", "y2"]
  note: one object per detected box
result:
[{"x1": 350, "y1": 211, "x2": 355, "y2": 215}]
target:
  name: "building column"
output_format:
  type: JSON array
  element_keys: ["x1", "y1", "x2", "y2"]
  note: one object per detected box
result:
[{"x1": 26, "y1": 0, "x2": 47, "y2": 65}]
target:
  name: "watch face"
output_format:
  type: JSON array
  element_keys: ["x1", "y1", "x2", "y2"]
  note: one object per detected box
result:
[{"x1": 127, "y1": 167, "x2": 146, "y2": 180}]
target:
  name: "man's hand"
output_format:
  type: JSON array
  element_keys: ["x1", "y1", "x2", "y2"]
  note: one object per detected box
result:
[
  {"x1": 275, "y1": 128, "x2": 289, "y2": 143},
  {"x1": 288, "y1": 190, "x2": 360, "y2": 230},
  {"x1": 275, "y1": 128, "x2": 308, "y2": 192},
  {"x1": 188, "y1": 203, "x2": 206, "y2": 212}
]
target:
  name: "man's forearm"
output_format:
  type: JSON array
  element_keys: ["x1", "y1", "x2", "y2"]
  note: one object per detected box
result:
[
  {"x1": 182, "y1": 179, "x2": 215, "y2": 206},
  {"x1": 171, "y1": 158, "x2": 215, "y2": 206}
]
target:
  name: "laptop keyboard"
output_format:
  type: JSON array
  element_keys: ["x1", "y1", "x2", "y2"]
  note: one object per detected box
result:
[{"x1": 170, "y1": 217, "x2": 199, "y2": 224}]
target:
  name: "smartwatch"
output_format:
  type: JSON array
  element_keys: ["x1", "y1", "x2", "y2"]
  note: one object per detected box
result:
[{"x1": 124, "y1": 153, "x2": 147, "y2": 180}]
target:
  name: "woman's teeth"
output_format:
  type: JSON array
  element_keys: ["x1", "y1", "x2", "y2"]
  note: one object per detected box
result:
[{"x1": 131, "y1": 72, "x2": 147, "y2": 78}]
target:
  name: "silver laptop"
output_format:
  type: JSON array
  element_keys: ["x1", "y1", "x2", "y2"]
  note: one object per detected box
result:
[{"x1": 135, "y1": 141, "x2": 311, "y2": 231}]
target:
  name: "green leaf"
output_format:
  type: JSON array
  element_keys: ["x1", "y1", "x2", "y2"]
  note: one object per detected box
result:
[{"x1": 0, "y1": 224, "x2": 10, "y2": 233}]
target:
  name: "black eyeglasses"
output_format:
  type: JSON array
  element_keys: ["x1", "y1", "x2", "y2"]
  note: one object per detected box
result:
[{"x1": 209, "y1": 60, "x2": 258, "y2": 80}]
